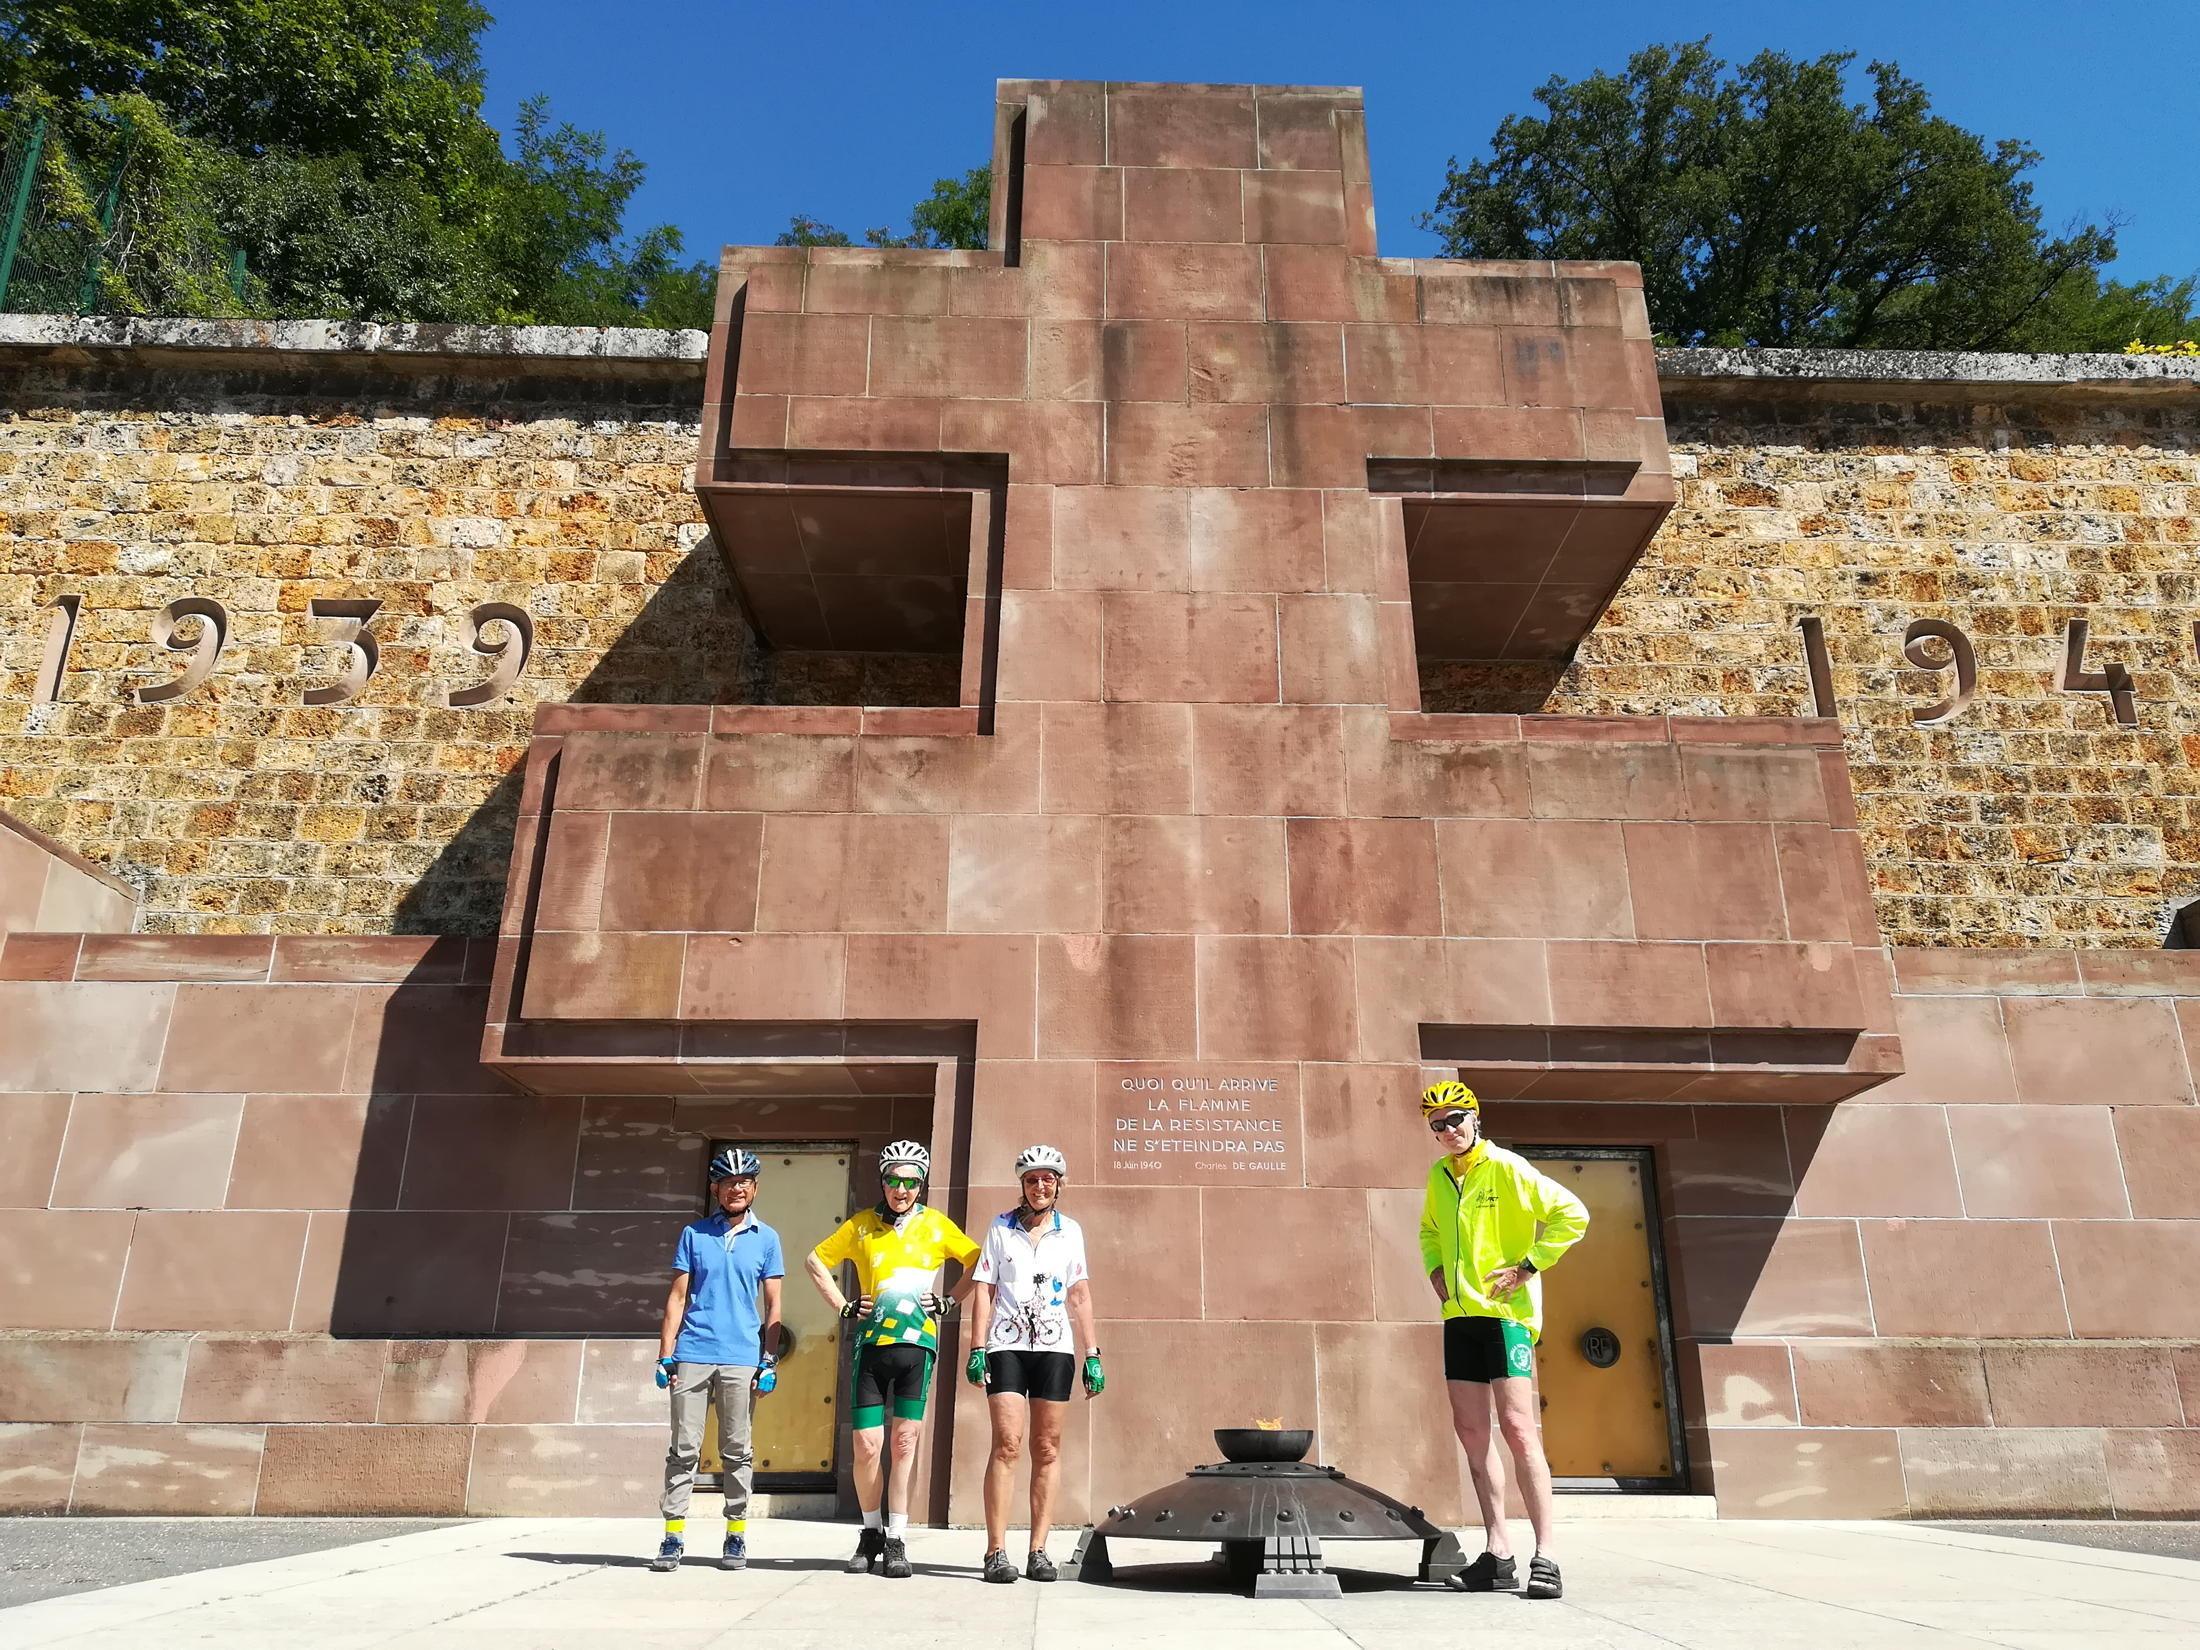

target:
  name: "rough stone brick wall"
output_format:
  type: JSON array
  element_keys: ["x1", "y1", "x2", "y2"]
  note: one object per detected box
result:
[
  {"x1": 1430, "y1": 388, "x2": 2200, "y2": 948},
  {"x1": 0, "y1": 362, "x2": 952, "y2": 936},
  {"x1": 5, "y1": 347, "x2": 2199, "y2": 946},
  {"x1": 0, "y1": 364, "x2": 724, "y2": 934}
]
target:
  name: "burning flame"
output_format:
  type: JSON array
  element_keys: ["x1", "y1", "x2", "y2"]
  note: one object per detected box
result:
[{"x1": 1253, "y1": 1417, "x2": 1282, "y2": 1431}]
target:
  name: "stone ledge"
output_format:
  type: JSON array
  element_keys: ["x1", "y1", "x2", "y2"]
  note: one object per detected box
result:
[
  {"x1": 5, "y1": 312, "x2": 2199, "y2": 400},
  {"x1": 1890, "y1": 946, "x2": 2200, "y2": 998},
  {"x1": 531, "y1": 703, "x2": 980, "y2": 737},
  {"x1": 1388, "y1": 712, "x2": 1843, "y2": 748},
  {"x1": 0, "y1": 932, "x2": 497, "y2": 984},
  {"x1": 1659, "y1": 346, "x2": 2200, "y2": 401},
  {"x1": 0, "y1": 313, "x2": 709, "y2": 380}
]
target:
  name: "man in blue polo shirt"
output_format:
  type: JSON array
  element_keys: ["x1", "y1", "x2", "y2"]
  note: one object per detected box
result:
[{"x1": 650, "y1": 1148, "x2": 784, "y2": 1573}]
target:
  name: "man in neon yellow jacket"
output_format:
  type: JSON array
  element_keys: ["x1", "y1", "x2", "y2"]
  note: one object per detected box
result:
[{"x1": 1417, "y1": 1080, "x2": 1588, "y2": 1601}]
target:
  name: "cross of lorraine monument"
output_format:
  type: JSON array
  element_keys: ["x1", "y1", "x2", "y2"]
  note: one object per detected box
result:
[{"x1": 481, "y1": 81, "x2": 1899, "y2": 1524}]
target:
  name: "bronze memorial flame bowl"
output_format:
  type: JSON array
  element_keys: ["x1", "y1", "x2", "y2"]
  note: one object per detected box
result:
[{"x1": 1213, "y1": 1427, "x2": 1314, "y2": 1463}]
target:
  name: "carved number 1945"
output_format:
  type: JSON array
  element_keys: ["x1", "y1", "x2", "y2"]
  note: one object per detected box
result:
[{"x1": 1799, "y1": 614, "x2": 2143, "y2": 729}]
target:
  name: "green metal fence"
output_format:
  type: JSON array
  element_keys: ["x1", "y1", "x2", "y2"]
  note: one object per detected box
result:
[
  {"x1": 0, "y1": 108, "x2": 250, "y2": 316},
  {"x1": 0, "y1": 112, "x2": 52, "y2": 309}
]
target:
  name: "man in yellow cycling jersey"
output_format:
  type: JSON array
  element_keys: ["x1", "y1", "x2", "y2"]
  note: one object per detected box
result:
[
  {"x1": 804, "y1": 1139, "x2": 979, "y2": 1579},
  {"x1": 1417, "y1": 1080, "x2": 1588, "y2": 1601}
]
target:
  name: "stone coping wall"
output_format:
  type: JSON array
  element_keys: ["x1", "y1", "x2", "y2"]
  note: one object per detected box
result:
[
  {"x1": 9, "y1": 316, "x2": 2200, "y2": 394},
  {"x1": 0, "y1": 314, "x2": 709, "y2": 374},
  {"x1": 3, "y1": 318, "x2": 2197, "y2": 944}
]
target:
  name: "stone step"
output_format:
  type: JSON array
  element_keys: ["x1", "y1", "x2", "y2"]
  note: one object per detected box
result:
[
  {"x1": 751, "y1": 1492, "x2": 839, "y2": 1519},
  {"x1": 1549, "y1": 1494, "x2": 1718, "y2": 1520}
]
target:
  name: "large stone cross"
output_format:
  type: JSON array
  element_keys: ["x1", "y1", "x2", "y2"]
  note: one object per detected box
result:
[{"x1": 483, "y1": 79, "x2": 1894, "y2": 1520}]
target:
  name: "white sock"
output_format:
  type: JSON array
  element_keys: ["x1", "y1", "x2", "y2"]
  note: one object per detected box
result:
[
  {"x1": 862, "y1": 1508, "x2": 882, "y2": 1530},
  {"x1": 886, "y1": 1513, "x2": 908, "y2": 1538}
]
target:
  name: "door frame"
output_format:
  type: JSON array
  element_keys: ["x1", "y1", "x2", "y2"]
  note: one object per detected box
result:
[
  {"x1": 703, "y1": 1137, "x2": 858, "y2": 1496},
  {"x1": 1521, "y1": 1144, "x2": 1688, "y2": 1493}
]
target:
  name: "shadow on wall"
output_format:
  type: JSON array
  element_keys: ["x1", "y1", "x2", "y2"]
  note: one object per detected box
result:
[
  {"x1": 325, "y1": 955, "x2": 977, "y2": 1525},
  {"x1": 326, "y1": 960, "x2": 976, "y2": 1343},
  {"x1": 1659, "y1": 1107, "x2": 1834, "y2": 1427},
  {"x1": 326, "y1": 943, "x2": 676, "y2": 1340},
  {"x1": 390, "y1": 538, "x2": 960, "y2": 935},
  {"x1": 389, "y1": 539, "x2": 750, "y2": 936},
  {"x1": 1419, "y1": 660, "x2": 1573, "y2": 715},
  {"x1": 1493, "y1": 1094, "x2": 1835, "y2": 1476}
]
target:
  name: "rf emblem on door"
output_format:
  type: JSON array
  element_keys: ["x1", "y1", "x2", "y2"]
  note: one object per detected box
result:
[{"x1": 1580, "y1": 1326, "x2": 1622, "y2": 1369}]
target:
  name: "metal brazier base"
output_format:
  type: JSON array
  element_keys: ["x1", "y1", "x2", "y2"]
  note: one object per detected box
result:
[{"x1": 1065, "y1": 1459, "x2": 1465, "y2": 1598}]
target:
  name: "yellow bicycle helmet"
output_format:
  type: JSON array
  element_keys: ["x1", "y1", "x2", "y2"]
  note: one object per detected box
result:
[{"x1": 1420, "y1": 1080, "x2": 1480, "y2": 1118}]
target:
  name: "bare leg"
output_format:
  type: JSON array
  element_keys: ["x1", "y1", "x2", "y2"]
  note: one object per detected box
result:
[
  {"x1": 885, "y1": 1416, "x2": 923, "y2": 1519},
  {"x1": 1026, "y1": 1397, "x2": 1067, "y2": 1552},
  {"x1": 1446, "y1": 1379, "x2": 1512, "y2": 1559},
  {"x1": 984, "y1": 1393, "x2": 1027, "y2": 1553},
  {"x1": 1493, "y1": 1375, "x2": 1555, "y2": 1558},
  {"x1": 852, "y1": 1424, "x2": 886, "y2": 1517}
]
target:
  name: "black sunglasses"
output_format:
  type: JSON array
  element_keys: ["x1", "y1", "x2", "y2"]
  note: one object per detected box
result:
[{"x1": 1428, "y1": 1111, "x2": 1474, "y2": 1133}]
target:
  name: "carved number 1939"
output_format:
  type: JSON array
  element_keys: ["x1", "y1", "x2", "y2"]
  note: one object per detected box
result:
[{"x1": 28, "y1": 595, "x2": 536, "y2": 709}]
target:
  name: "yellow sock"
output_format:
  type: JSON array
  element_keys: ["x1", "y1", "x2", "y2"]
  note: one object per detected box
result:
[
  {"x1": 726, "y1": 1518, "x2": 746, "y2": 1533},
  {"x1": 665, "y1": 1518, "x2": 685, "y2": 1535}
]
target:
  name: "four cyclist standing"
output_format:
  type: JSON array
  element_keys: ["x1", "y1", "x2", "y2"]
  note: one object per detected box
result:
[{"x1": 650, "y1": 1093, "x2": 1588, "y2": 1600}]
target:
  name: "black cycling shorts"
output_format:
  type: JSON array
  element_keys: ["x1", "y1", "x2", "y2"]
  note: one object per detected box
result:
[
  {"x1": 985, "y1": 1348, "x2": 1074, "y2": 1403},
  {"x1": 852, "y1": 1344, "x2": 934, "y2": 1426},
  {"x1": 1443, "y1": 1315, "x2": 1537, "y2": 1384}
]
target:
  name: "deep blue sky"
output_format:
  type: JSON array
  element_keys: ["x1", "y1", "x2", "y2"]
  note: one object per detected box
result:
[{"x1": 480, "y1": 0, "x2": 2200, "y2": 284}]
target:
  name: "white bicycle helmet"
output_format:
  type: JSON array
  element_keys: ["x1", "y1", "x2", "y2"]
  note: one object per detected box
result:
[
  {"x1": 1015, "y1": 1143, "x2": 1067, "y2": 1178},
  {"x1": 880, "y1": 1140, "x2": 930, "y2": 1179}
]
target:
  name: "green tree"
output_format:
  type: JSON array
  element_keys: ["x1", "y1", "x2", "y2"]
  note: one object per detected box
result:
[
  {"x1": 479, "y1": 97, "x2": 713, "y2": 326},
  {"x1": 2020, "y1": 272, "x2": 2199, "y2": 354},
  {"x1": 0, "y1": 88, "x2": 250, "y2": 317},
  {"x1": 0, "y1": 0, "x2": 714, "y2": 326},
  {"x1": 1421, "y1": 42, "x2": 2196, "y2": 350},
  {"x1": 898, "y1": 167, "x2": 990, "y2": 250},
  {"x1": 779, "y1": 166, "x2": 990, "y2": 251},
  {"x1": 774, "y1": 215, "x2": 856, "y2": 249}
]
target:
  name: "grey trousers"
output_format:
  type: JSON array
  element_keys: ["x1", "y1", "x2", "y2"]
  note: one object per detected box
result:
[{"x1": 662, "y1": 1362, "x2": 756, "y2": 1521}]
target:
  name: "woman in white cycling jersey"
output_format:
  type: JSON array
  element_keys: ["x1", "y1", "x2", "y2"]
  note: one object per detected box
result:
[{"x1": 964, "y1": 1143, "x2": 1105, "y2": 1585}]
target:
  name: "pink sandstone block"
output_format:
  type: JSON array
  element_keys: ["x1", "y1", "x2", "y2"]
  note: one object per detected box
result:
[
  {"x1": 72, "y1": 1423, "x2": 264, "y2": 1515},
  {"x1": 0, "y1": 1093, "x2": 71, "y2": 1206},
  {"x1": 0, "y1": 982, "x2": 174, "y2": 1093}
]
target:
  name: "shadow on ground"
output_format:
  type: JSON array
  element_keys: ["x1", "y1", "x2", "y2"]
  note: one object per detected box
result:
[
  {"x1": 1931, "y1": 1522, "x2": 2200, "y2": 1563},
  {"x1": 507, "y1": 1552, "x2": 890, "y2": 1574},
  {"x1": 0, "y1": 1518, "x2": 460, "y2": 1609}
]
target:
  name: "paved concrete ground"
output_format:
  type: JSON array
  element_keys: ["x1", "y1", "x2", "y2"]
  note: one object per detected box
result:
[
  {"x1": 4, "y1": 1516, "x2": 2199, "y2": 1648},
  {"x1": 0, "y1": 1520, "x2": 455, "y2": 1610}
]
